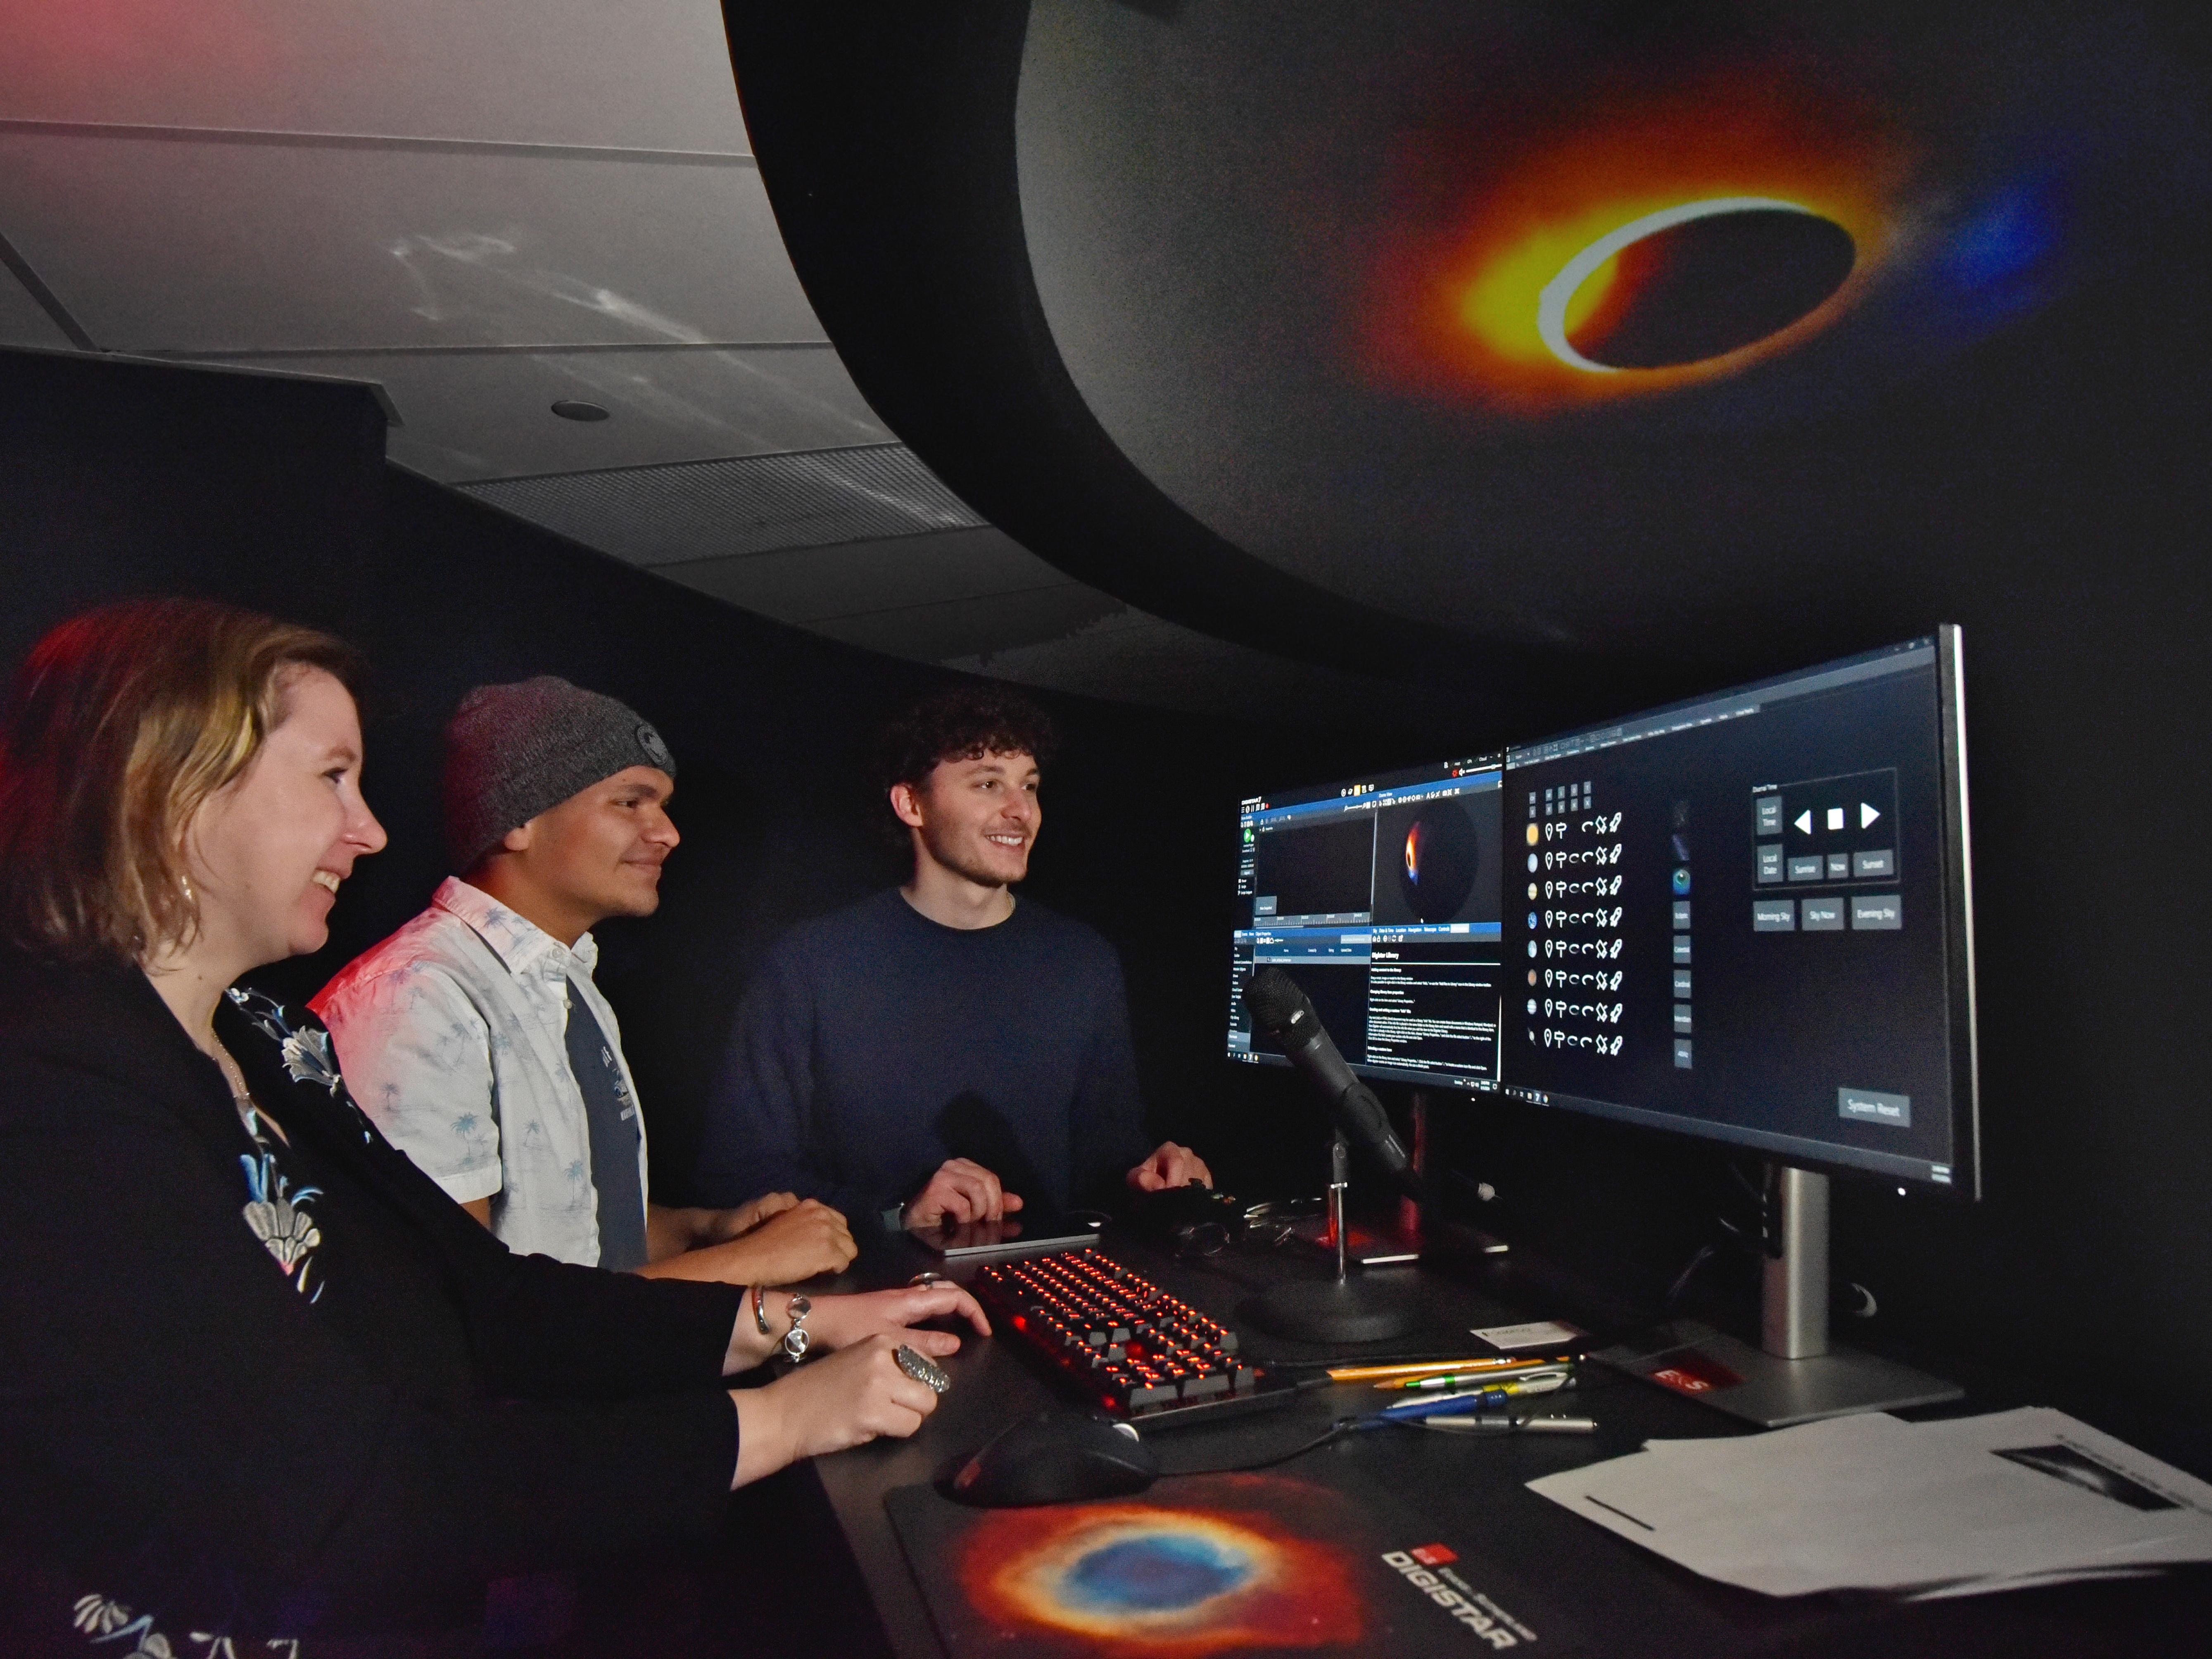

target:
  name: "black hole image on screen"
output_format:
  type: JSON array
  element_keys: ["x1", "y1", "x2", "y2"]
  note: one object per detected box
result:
[
  {"x1": 1397, "y1": 800, "x2": 1480, "y2": 922},
  {"x1": 1573, "y1": 208, "x2": 1856, "y2": 369}
]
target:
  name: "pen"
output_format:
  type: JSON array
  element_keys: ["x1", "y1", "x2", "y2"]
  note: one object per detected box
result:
[
  {"x1": 1377, "y1": 1373, "x2": 1569, "y2": 1421},
  {"x1": 1381, "y1": 1363, "x2": 1575, "y2": 1391},
  {"x1": 1328, "y1": 1355, "x2": 1573, "y2": 1383},
  {"x1": 1426, "y1": 1415, "x2": 1599, "y2": 1435}
]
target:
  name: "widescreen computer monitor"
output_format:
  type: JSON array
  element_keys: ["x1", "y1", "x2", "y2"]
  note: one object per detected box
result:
[{"x1": 1230, "y1": 629, "x2": 1978, "y2": 1200}]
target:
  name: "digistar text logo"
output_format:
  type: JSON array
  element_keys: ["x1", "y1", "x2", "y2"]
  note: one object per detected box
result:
[{"x1": 1380, "y1": 1546, "x2": 1538, "y2": 1648}]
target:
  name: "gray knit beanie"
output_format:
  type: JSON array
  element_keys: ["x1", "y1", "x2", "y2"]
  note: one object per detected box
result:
[{"x1": 443, "y1": 676, "x2": 677, "y2": 873}]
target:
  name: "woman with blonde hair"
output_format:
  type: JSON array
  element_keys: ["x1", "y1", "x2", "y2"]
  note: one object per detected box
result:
[{"x1": 0, "y1": 598, "x2": 981, "y2": 1655}]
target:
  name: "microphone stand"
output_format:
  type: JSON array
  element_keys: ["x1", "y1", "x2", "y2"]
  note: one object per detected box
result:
[
  {"x1": 1326, "y1": 1132, "x2": 1350, "y2": 1283},
  {"x1": 1242, "y1": 1131, "x2": 1423, "y2": 1344}
]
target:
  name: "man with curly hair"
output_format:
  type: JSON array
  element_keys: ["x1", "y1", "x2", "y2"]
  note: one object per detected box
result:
[{"x1": 698, "y1": 684, "x2": 1210, "y2": 1229}]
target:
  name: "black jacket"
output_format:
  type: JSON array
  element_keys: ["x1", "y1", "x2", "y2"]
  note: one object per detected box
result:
[{"x1": 0, "y1": 951, "x2": 744, "y2": 1648}]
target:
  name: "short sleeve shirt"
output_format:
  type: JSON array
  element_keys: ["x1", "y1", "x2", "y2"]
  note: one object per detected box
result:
[{"x1": 311, "y1": 878, "x2": 651, "y2": 1266}]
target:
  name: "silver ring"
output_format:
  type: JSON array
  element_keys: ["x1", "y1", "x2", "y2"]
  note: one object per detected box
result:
[
  {"x1": 908, "y1": 1271, "x2": 948, "y2": 1288},
  {"x1": 895, "y1": 1344, "x2": 952, "y2": 1394}
]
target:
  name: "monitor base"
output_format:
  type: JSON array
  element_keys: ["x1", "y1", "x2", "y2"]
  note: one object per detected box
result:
[
  {"x1": 1240, "y1": 1278, "x2": 1424, "y2": 1344},
  {"x1": 1597, "y1": 1321, "x2": 1964, "y2": 1428}
]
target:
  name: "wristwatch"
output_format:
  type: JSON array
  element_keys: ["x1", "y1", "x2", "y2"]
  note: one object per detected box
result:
[
  {"x1": 781, "y1": 1294, "x2": 813, "y2": 1361},
  {"x1": 753, "y1": 1283, "x2": 815, "y2": 1361}
]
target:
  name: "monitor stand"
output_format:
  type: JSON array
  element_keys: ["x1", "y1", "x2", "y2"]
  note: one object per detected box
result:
[{"x1": 1598, "y1": 1164, "x2": 1964, "y2": 1428}]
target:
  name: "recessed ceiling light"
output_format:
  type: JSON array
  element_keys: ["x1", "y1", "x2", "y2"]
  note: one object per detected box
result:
[{"x1": 551, "y1": 400, "x2": 611, "y2": 422}]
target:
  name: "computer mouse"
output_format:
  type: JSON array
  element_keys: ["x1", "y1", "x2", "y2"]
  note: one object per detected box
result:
[{"x1": 945, "y1": 1411, "x2": 1161, "y2": 1508}]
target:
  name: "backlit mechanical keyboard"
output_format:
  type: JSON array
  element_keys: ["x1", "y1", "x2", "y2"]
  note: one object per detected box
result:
[{"x1": 974, "y1": 1248, "x2": 1299, "y2": 1426}]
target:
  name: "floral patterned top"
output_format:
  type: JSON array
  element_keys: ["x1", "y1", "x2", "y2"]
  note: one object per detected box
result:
[
  {"x1": 61, "y1": 991, "x2": 359, "y2": 1655},
  {"x1": 222, "y1": 989, "x2": 354, "y2": 1302}
]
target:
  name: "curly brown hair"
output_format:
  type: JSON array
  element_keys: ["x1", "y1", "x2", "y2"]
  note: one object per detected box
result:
[
  {"x1": 0, "y1": 598, "x2": 366, "y2": 963},
  {"x1": 876, "y1": 683, "x2": 1057, "y2": 846}
]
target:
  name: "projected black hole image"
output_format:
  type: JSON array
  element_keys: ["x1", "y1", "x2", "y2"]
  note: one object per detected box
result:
[
  {"x1": 1566, "y1": 206, "x2": 1856, "y2": 370},
  {"x1": 1400, "y1": 800, "x2": 1480, "y2": 921}
]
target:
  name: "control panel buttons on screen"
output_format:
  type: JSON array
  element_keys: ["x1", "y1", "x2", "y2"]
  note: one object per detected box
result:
[
  {"x1": 1673, "y1": 1004, "x2": 1693, "y2": 1034},
  {"x1": 1801, "y1": 897, "x2": 1845, "y2": 932},
  {"x1": 1851, "y1": 894, "x2": 1902, "y2": 930},
  {"x1": 1530, "y1": 789, "x2": 1623, "y2": 1057},
  {"x1": 1839, "y1": 1087, "x2": 1911, "y2": 1127},
  {"x1": 1753, "y1": 899, "x2": 1796, "y2": 932},
  {"x1": 1672, "y1": 935, "x2": 1692, "y2": 964},
  {"x1": 1672, "y1": 901, "x2": 1691, "y2": 929},
  {"x1": 1761, "y1": 770, "x2": 1901, "y2": 890},
  {"x1": 1674, "y1": 1039, "x2": 1693, "y2": 1069},
  {"x1": 1672, "y1": 970, "x2": 1692, "y2": 998}
]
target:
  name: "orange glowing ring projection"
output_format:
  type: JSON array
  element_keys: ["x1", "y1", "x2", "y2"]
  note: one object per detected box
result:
[
  {"x1": 1366, "y1": 78, "x2": 1908, "y2": 409},
  {"x1": 1534, "y1": 195, "x2": 1825, "y2": 372}
]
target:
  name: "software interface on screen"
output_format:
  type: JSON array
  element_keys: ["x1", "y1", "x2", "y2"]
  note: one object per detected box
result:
[{"x1": 1230, "y1": 635, "x2": 1974, "y2": 1193}]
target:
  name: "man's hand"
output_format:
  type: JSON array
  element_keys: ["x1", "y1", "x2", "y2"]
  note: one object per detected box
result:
[
  {"x1": 1126, "y1": 1141, "x2": 1212, "y2": 1193},
  {"x1": 903, "y1": 1157, "x2": 1022, "y2": 1227},
  {"x1": 640, "y1": 1198, "x2": 855, "y2": 1286},
  {"x1": 717, "y1": 1190, "x2": 800, "y2": 1239}
]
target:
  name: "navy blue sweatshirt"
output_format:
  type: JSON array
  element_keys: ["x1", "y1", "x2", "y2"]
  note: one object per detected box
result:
[{"x1": 698, "y1": 889, "x2": 1151, "y2": 1222}]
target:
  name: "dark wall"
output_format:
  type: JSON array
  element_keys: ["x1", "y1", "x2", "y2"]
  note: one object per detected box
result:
[
  {"x1": 725, "y1": 3, "x2": 2212, "y2": 1472},
  {"x1": 7, "y1": 316, "x2": 2210, "y2": 1481},
  {"x1": 0, "y1": 349, "x2": 1355, "y2": 1208}
]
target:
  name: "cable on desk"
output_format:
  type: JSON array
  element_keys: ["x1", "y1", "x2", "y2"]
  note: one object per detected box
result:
[{"x1": 1155, "y1": 1416, "x2": 1364, "y2": 1478}]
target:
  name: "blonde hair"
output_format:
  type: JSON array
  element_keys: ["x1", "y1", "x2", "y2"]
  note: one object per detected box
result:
[{"x1": 0, "y1": 598, "x2": 366, "y2": 963}]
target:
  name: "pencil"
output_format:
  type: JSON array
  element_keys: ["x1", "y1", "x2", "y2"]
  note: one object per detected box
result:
[{"x1": 1328, "y1": 1355, "x2": 1573, "y2": 1383}]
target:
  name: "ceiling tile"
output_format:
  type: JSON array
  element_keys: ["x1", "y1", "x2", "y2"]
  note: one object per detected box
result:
[
  {"x1": 0, "y1": 134, "x2": 815, "y2": 353},
  {"x1": 659, "y1": 527, "x2": 1090, "y2": 623},
  {"x1": 1, "y1": 1, "x2": 748, "y2": 152},
  {"x1": 218, "y1": 346, "x2": 888, "y2": 481},
  {"x1": 460, "y1": 445, "x2": 984, "y2": 566}
]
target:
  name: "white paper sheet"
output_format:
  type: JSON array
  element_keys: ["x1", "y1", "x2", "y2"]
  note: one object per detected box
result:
[{"x1": 1528, "y1": 1407, "x2": 2212, "y2": 1599}]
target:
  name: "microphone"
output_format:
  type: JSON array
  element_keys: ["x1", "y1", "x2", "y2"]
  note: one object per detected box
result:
[{"x1": 1244, "y1": 967, "x2": 1421, "y2": 1197}]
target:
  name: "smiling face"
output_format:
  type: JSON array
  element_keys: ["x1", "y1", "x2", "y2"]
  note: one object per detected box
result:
[
  {"x1": 494, "y1": 765, "x2": 679, "y2": 942},
  {"x1": 185, "y1": 667, "x2": 387, "y2": 969},
  {"x1": 895, "y1": 750, "x2": 1041, "y2": 891}
]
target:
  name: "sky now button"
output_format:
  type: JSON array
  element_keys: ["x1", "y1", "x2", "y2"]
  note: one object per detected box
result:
[{"x1": 1840, "y1": 1088, "x2": 1912, "y2": 1127}]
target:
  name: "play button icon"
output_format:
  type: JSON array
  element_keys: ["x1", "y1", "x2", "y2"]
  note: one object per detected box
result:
[
  {"x1": 1794, "y1": 810, "x2": 1813, "y2": 835},
  {"x1": 1860, "y1": 803, "x2": 1882, "y2": 829}
]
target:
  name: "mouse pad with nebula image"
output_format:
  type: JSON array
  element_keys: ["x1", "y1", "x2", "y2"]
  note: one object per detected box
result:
[{"x1": 884, "y1": 1471, "x2": 1581, "y2": 1656}]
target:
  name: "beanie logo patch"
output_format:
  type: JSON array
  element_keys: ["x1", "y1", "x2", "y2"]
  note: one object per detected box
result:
[{"x1": 637, "y1": 722, "x2": 673, "y2": 772}]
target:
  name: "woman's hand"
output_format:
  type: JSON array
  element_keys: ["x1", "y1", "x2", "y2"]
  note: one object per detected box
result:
[
  {"x1": 804, "y1": 1283, "x2": 991, "y2": 1358},
  {"x1": 730, "y1": 1334, "x2": 944, "y2": 1485}
]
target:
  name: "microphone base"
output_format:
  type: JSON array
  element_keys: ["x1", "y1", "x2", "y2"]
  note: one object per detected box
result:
[{"x1": 1240, "y1": 1277, "x2": 1424, "y2": 1345}]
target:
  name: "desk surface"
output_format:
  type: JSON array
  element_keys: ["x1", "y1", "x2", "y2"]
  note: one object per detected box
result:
[{"x1": 815, "y1": 1228, "x2": 2209, "y2": 1658}]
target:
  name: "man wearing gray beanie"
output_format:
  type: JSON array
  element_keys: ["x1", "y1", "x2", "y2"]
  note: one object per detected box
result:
[{"x1": 313, "y1": 676, "x2": 854, "y2": 1285}]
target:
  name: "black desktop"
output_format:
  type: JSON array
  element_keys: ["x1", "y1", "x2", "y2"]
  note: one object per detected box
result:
[{"x1": 1230, "y1": 629, "x2": 1978, "y2": 1424}]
